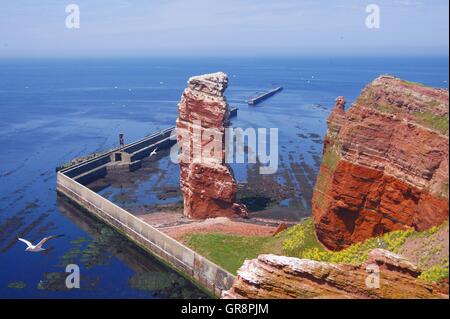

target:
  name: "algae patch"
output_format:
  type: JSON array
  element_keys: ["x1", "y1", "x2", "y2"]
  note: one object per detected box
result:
[{"x1": 8, "y1": 281, "x2": 27, "y2": 289}]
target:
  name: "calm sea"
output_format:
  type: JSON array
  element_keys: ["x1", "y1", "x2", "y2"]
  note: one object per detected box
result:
[{"x1": 0, "y1": 57, "x2": 448, "y2": 298}]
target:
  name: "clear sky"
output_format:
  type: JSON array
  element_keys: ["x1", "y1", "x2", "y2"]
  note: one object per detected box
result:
[{"x1": 0, "y1": 0, "x2": 448, "y2": 58}]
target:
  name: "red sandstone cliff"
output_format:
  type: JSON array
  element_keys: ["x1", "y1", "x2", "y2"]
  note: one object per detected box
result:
[
  {"x1": 176, "y1": 72, "x2": 247, "y2": 219},
  {"x1": 222, "y1": 249, "x2": 448, "y2": 299},
  {"x1": 313, "y1": 75, "x2": 449, "y2": 250}
]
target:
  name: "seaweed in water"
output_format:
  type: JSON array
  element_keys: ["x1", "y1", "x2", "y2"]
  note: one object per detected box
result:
[{"x1": 8, "y1": 281, "x2": 27, "y2": 289}]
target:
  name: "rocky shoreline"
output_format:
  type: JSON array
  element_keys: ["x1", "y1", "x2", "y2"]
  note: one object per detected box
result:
[{"x1": 223, "y1": 249, "x2": 448, "y2": 299}]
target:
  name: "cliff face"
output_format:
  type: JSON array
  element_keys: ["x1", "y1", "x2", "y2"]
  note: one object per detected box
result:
[
  {"x1": 176, "y1": 72, "x2": 247, "y2": 219},
  {"x1": 222, "y1": 250, "x2": 448, "y2": 299},
  {"x1": 312, "y1": 76, "x2": 449, "y2": 250}
]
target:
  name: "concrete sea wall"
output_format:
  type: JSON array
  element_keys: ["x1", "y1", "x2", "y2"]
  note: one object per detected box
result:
[
  {"x1": 59, "y1": 108, "x2": 237, "y2": 182},
  {"x1": 57, "y1": 170, "x2": 235, "y2": 298},
  {"x1": 56, "y1": 110, "x2": 240, "y2": 297},
  {"x1": 59, "y1": 128, "x2": 175, "y2": 181}
]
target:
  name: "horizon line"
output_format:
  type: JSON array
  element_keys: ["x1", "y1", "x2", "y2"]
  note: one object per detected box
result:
[{"x1": 0, "y1": 54, "x2": 449, "y2": 60}]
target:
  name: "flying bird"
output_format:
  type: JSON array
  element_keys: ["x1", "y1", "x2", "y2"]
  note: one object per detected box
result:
[
  {"x1": 150, "y1": 148, "x2": 158, "y2": 157},
  {"x1": 18, "y1": 235, "x2": 64, "y2": 253}
]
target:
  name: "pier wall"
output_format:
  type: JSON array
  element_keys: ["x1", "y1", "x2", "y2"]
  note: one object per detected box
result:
[
  {"x1": 56, "y1": 172, "x2": 235, "y2": 297},
  {"x1": 56, "y1": 108, "x2": 239, "y2": 297},
  {"x1": 247, "y1": 87, "x2": 283, "y2": 105},
  {"x1": 59, "y1": 108, "x2": 237, "y2": 181}
]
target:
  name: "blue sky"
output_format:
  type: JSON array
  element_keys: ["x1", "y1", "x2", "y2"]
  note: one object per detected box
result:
[{"x1": 0, "y1": 0, "x2": 448, "y2": 57}]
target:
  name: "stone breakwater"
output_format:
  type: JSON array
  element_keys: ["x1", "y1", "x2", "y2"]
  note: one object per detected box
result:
[
  {"x1": 222, "y1": 249, "x2": 448, "y2": 299},
  {"x1": 176, "y1": 72, "x2": 248, "y2": 219},
  {"x1": 312, "y1": 75, "x2": 449, "y2": 250}
]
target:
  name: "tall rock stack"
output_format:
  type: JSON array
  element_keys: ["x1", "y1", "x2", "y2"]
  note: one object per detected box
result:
[
  {"x1": 176, "y1": 72, "x2": 248, "y2": 219},
  {"x1": 312, "y1": 75, "x2": 449, "y2": 251}
]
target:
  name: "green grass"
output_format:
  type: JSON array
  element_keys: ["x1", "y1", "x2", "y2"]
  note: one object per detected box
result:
[
  {"x1": 185, "y1": 234, "x2": 285, "y2": 274},
  {"x1": 283, "y1": 219, "x2": 449, "y2": 282},
  {"x1": 369, "y1": 101, "x2": 449, "y2": 135},
  {"x1": 282, "y1": 218, "x2": 415, "y2": 265},
  {"x1": 314, "y1": 145, "x2": 340, "y2": 194},
  {"x1": 357, "y1": 82, "x2": 448, "y2": 136},
  {"x1": 313, "y1": 147, "x2": 340, "y2": 211},
  {"x1": 322, "y1": 147, "x2": 340, "y2": 171},
  {"x1": 419, "y1": 259, "x2": 449, "y2": 283},
  {"x1": 400, "y1": 79, "x2": 426, "y2": 87},
  {"x1": 185, "y1": 218, "x2": 449, "y2": 283},
  {"x1": 281, "y1": 218, "x2": 323, "y2": 257},
  {"x1": 375, "y1": 103, "x2": 397, "y2": 114},
  {"x1": 416, "y1": 111, "x2": 449, "y2": 135}
]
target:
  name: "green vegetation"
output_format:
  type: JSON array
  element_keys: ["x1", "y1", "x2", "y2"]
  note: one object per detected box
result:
[
  {"x1": 425, "y1": 99, "x2": 441, "y2": 109},
  {"x1": 282, "y1": 218, "x2": 414, "y2": 265},
  {"x1": 185, "y1": 218, "x2": 449, "y2": 283},
  {"x1": 417, "y1": 111, "x2": 449, "y2": 135},
  {"x1": 322, "y1": 147, "x2": 340, "y2": 171},
  {"x1": 314, "y1": 145, "x2": 340, "y2": 194},
  {"x1": 374, "y1": 103, "x2": 397, "y2": 115},
  {"x1": 282, "y1": 218, "x2": 323, "y2": 257},
  {"x1": 407, "y1": 223, "x2": 449, "y2": 283},
  {"x1": 70, "y1": 237, "x2": 88, "y2": 245},
  {"x1": 8, "y1": 281, "x2": 27, "y2": 289},
  {"x1": 356, "y1": 87, "x2": 397, "y2": 114},
  {"x1": 283, "y1": 219, "x2": 448, "y2": 276},
  {"x1": 368, "y1": 99, "x2": 449, "y2": 135},
  {"x1": 400, "y1": 79, "x2": 426, "y2": 87},
  {"x1": 313, "y1": 146, "x2": 340, "y2": 211},
  {"x1": 357, "y1": 81, "x2": 448, "y2": 136},
  {"x1": 354, "y1": 87, "x2": 375, "y2": 108},
  {"x1": 440, "y1": 180, "x2": 449, "y2": 199},
  {"x1": 185, "y1": 234, "x2": 286, "y2": 274},
  {"x1": 419, "y1": 259, "x2": 449, "y2": 283}
]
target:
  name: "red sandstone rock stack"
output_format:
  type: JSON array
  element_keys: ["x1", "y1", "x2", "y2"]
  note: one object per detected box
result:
[
  {"x1": 222, "y1": 249, "x2": 448, "y2": 299},
  {"x1": 176, "y1": 72, "x2": 248, "y2": 219},
  {"x1": 313, "y1": 75, "x2": 449, "y2": 250}
]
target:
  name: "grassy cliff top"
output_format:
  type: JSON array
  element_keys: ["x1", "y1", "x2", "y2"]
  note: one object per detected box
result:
[
  {"x1": 354, "y1": 75, "x2": 449, "y2": 135},
  {"x1": 184, "y1": 218, "x2": 449, "y2": 284}
]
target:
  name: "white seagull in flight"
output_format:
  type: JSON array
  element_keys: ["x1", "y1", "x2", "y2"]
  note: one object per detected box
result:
[
  {"x1": 150, "y1": 148, "x2": 158, "y2": 157},
  {"x1": 18, "y1": 235, "x2": 64, "y2": 253}
]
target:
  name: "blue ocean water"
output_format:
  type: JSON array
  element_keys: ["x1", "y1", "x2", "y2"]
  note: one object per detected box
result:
[{"x1": 0, "y1": 57, "x2": 448, "y2": 298}]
